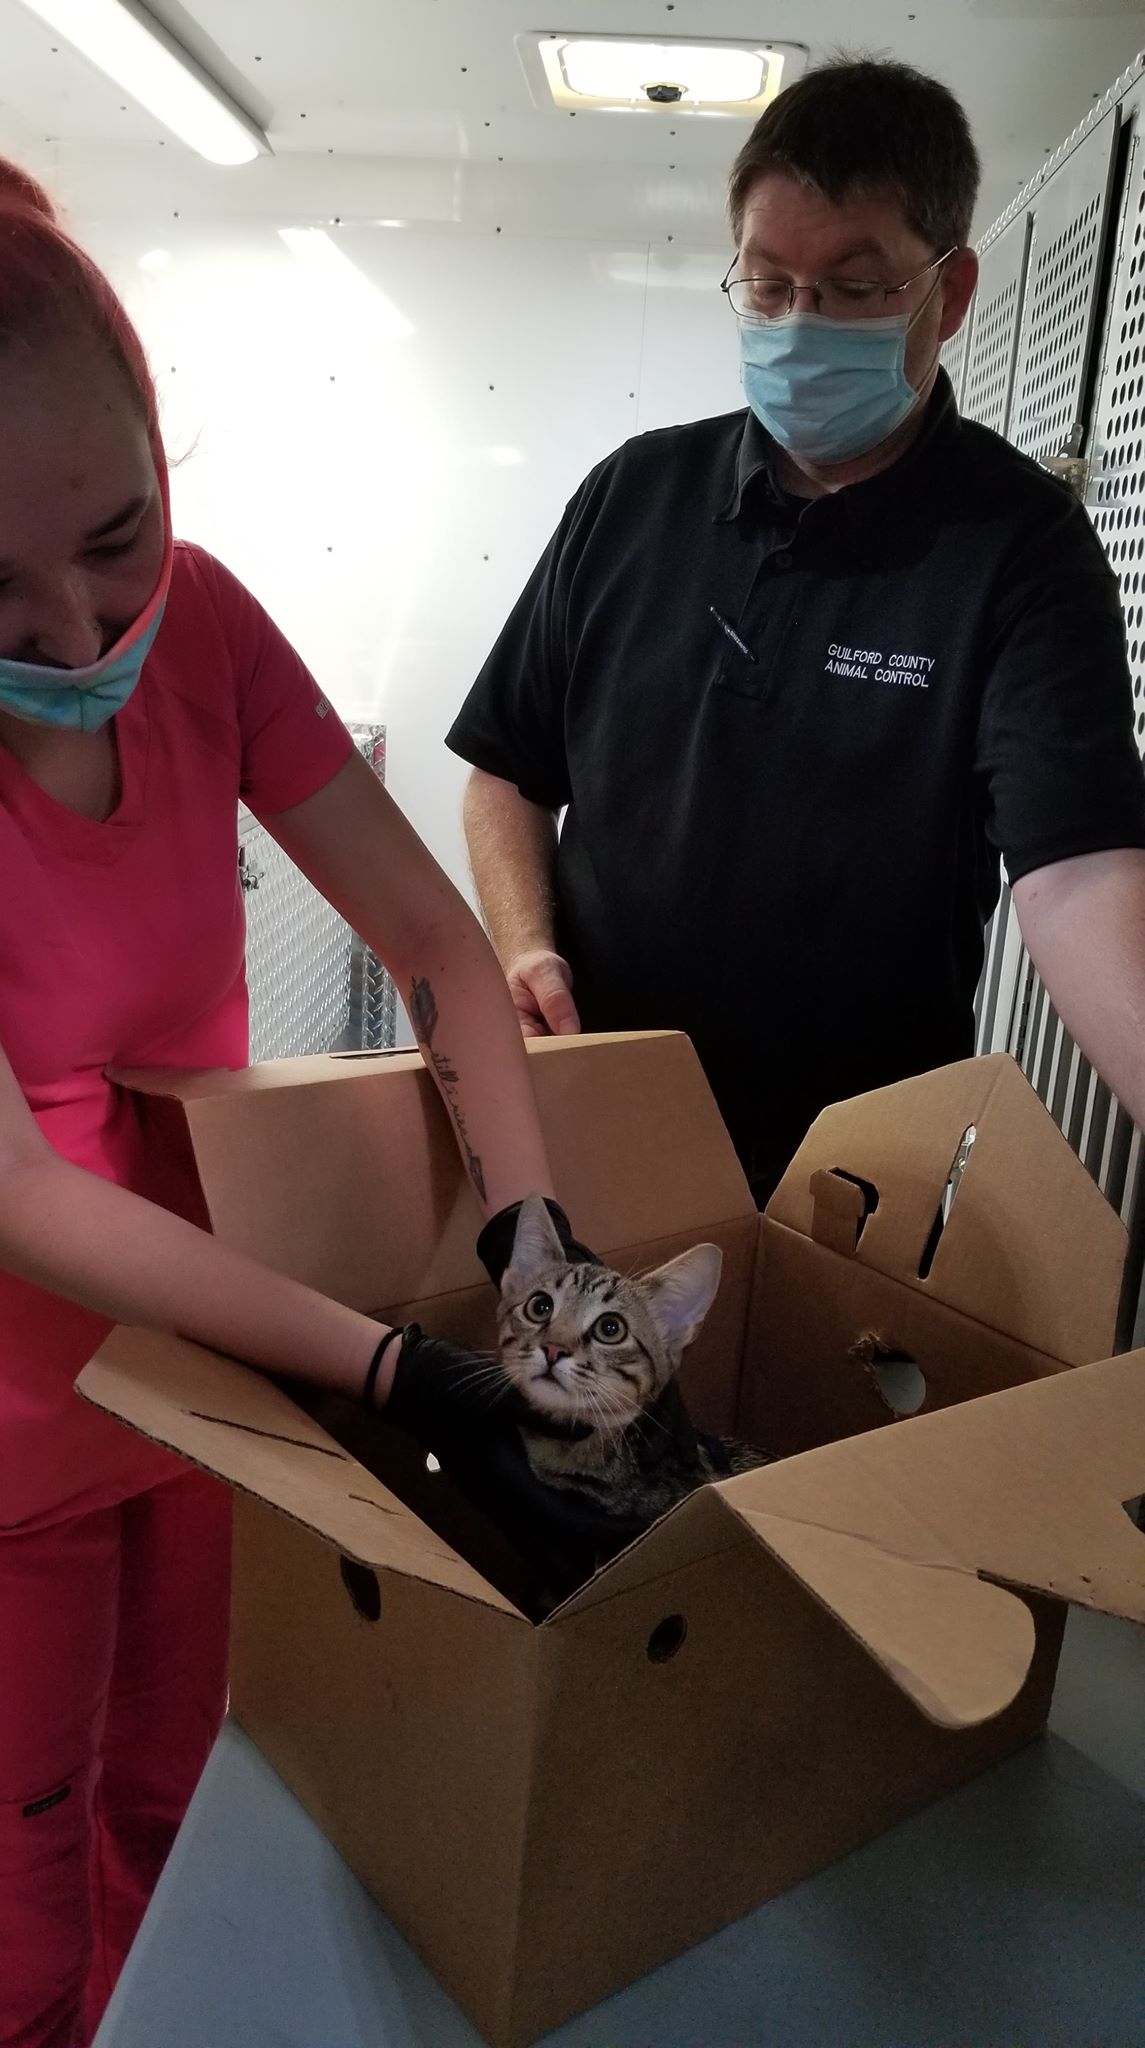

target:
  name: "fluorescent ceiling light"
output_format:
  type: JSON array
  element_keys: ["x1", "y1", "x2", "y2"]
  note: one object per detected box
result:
[
  {"x1": 278, "y1": 229, "x2": 414, "y2": 341},
  {"x1": 527, "y1": 33, "x2": 805, "y2": 116},
  {"x1": 17, "y1": 0, "x2": 270, "y2": 165}
]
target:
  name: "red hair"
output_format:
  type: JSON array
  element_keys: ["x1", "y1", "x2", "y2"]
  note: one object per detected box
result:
[{"x1": 0, "y1": 157, "x2": 162, "y2": 450}]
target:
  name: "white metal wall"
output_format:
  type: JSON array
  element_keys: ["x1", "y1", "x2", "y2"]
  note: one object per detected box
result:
[{"x1": 946, "y1": 57, "x2": 1145, "y2": 1341}]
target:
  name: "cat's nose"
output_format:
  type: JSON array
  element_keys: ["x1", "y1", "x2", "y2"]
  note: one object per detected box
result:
[{"x1": 542, "y1": 1344, "x2": 563, "y2": 1368}]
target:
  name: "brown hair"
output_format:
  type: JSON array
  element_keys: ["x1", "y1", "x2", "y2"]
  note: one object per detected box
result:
[
  {"x1": 0, "y1": 156, "x2": 161, "y2": 445},
  {"x1": 728, "y1": 55, "x2": 981, "y2": 256}
]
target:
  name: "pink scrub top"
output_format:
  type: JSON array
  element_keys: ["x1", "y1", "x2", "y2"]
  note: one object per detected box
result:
[{"x1": 0, "y1": 541, "x2": 354, "y2": 1530}]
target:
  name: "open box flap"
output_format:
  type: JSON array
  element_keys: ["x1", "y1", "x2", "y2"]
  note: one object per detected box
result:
[
  {"x1": 765, "y1": 1056, "x2": 1126, "y2": 1364},
  {"x1": 112, "y1": 1034, "x2": 755, "y2": 1312},
  {"x1": 78, "y1": 1329, "x2": 523, "y2": 1617},
  {"x1": 707, "y1": 1347, "x2": 1145, "y2": 1727}
]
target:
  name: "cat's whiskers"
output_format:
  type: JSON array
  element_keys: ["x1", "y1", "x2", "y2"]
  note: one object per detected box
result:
[{"x1": 445, "y1": 1360, "x2": 516, "y2": 1408}]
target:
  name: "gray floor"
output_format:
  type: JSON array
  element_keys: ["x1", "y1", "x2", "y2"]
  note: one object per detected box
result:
[{"x1": 94, "y1": 1606, "x2": 1145, "y2": 2048}]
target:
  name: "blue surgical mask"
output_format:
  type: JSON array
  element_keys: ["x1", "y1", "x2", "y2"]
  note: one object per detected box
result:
[
  {"x1": 739, "y1": 310, "x2": 923, "y2": 465},
  {"x1": 0, "y1": 603, "x2": 167, "y2": 732}
]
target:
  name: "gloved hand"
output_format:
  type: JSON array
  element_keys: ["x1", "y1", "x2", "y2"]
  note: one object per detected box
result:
[
  {"x1": 380, "y1": 1322, "x2": 533, "y2": 1434},
  {"x1": 475, "y1": 1197, "x2": 600, "y2": 1287},
  {"x1": 377, "y1": 1322, "x2": 642, "y2": 1606}
]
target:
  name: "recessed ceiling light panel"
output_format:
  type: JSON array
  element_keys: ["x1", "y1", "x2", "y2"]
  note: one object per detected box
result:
[{"x1": 518, "y1": 32, "x2": 807, "y2": 117}]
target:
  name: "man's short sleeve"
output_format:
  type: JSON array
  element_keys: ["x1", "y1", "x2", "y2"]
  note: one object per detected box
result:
[
  {"x1": 976, "y1": 487, "x2": 1145, "y2": 882},
  {"x1": 195, "y1": 548, "x2": 355, "y2": 815},
  {"x1": 446, "y1": 473, "x2": 600, "y2": 808}
]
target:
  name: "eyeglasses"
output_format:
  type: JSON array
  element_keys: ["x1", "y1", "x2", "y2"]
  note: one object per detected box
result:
[{"x1": 720, "y1": 249, "x2": 956, "y2": 324}]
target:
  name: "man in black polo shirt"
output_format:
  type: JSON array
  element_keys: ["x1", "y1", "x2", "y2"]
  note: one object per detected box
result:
[{"x1": 448, "y1": 56, "x2": 1145, "y2": 1202}]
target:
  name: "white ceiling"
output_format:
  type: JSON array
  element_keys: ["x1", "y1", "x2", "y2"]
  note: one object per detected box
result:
[{"x1": 1, "y1": 0, "x2": 1145, "y2": 237}]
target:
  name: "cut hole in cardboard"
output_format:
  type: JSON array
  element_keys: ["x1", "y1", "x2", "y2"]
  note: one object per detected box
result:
[
  {"x1": 340, "y1": 1556, "x2": 382, "y2": 1622},
  {"x1": 918, "y1": 1123, "x2": 977, "y2": 1280},
  {"x1": 647, "y1": 1614, "x2": 687, "y2": 1663},
  {"x1": 1124, "y1": 1495, "x2": 1145, "y2": 1533},
  {"x1": 828, "y1": 1168, "x2": 880, "y2": 1245},
  {"x1": 851, "y1": 1333, "x2": 928, "y2": 1417}
]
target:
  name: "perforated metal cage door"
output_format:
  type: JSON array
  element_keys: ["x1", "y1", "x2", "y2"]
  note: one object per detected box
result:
[
  {"x1": 939, "y1": 312, "x2": 971, "y2": 406},
  {"x1": 959, "y1": 215, "x2": 1030, "y2": 435},
  {"x1": 1009, "y1": 116, "x2": 1119, "y2": 460},
  {"x1": 1089, "y1": 107, "x2": 1145, "y2": 763},
  {"x1": 241, "y1": 723, "x2": 396, "y2": 1062},
  {"x1": 968, "y1": 81, "x2": 1145, "y2": 1340}
]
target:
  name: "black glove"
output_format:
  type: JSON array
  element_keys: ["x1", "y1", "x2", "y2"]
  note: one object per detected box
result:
[
  {"x1": 377, "y1": 1323, "x2": 534, "y2": 1434},
  {"x1": 476, "y1": 1198, "x2": 600, "y2": 1287},
  {"x1": 376, "y1": 1322, "x2": 643, "y2": 1606}
]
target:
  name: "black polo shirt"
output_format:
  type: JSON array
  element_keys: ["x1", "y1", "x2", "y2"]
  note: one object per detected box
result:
[{"x1": 447, "y1": 373, "x2": 1145, "y2": 1184}]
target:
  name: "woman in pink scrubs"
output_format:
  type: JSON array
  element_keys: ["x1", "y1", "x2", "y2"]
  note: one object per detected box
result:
[{"x1": 0, "y1": 160, "x2": 562, "y2": 2047}]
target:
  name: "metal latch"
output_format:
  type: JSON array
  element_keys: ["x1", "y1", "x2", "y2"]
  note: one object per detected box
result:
[
  {"x1": 238, "y1": 844, "x2": 263, "y2": 893},
  {"x1": 1040, "y1": 451, "x2": 1090, "y2": 499}
]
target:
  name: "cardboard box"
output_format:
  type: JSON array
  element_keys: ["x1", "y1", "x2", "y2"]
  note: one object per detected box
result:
[{"x1": 80, "y1": 1036, "x2": 1145, "y2": 2048}]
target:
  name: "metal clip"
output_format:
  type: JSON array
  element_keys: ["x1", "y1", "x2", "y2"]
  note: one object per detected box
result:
[
  {"x1": 238, "y1": 845, "x2": 262, "y2": 893},
  {"x1": 1040, "y1": 452, "x2": 1090, "y2": 499}
]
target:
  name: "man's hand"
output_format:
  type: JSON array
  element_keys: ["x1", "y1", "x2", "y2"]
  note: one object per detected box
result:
[{"x1": 506, "y1": 948, "x2": 581, "y2": 1039}]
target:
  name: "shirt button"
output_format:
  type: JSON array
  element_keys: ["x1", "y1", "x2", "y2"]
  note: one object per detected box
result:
[{"x1": 774, "y1": 550, "x2": 793, "y2": 570}]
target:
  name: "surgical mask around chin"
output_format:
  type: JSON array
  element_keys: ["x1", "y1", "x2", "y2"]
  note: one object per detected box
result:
[
  {"x1": 0, "y1": 470, "x2": 172, "y2": 734},
  {"x1": 739, "y1": 308, "x2": 924, "y2": 465},
  {"x1": 0, "y1": 603, "x2": 168, "y2": 733}
]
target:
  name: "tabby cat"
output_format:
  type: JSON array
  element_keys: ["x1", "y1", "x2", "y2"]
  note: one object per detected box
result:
[{"x1": 496, "y1": 1195, "x2": 772, "y2": 1576}]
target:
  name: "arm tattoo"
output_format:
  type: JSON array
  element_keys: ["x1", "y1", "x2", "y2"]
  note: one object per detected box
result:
[{"x1": 409, "y1": 976, "x2": 488, "y2": 1203}]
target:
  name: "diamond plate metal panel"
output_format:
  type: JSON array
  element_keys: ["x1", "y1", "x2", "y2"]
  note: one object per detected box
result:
[
  {"x1": 241, "y1": 810, "x2": 354, "y2": 1061},
  {"x1": 346, "y1": 723, "x2": 398, "y2": 1053},
  {"x1": 240, "y1": 722, "x2": 397, "y2": 1061},
  {"x1": 959, "y1": 216, "x2": 1030, "y2": 435},
  {"x1": 1009, "y1": 113, "x2": 1120, "y2": 461}
]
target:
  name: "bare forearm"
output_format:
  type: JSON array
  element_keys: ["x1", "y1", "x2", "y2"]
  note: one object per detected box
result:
[
  {"x1": 401, "y1": 910, "x2": 556, "y2": 1212},
  {"x1": 464, "y1": 768, "x2": 558, "y2": 965},
  {"x1": 0, "y1": 1155, "x2": 389, "y2": 1397},
  {"x1": 268, "y1": 757, "x2": 556, "y2": 1215},
  {"x1": 1014, "y1": 849, "x2": 1145, "y2": 1131}
]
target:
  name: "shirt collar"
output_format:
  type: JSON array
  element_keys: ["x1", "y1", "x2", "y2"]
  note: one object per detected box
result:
[{"x1": 713, "y1": 371, "x2": 960, "y2": 544}]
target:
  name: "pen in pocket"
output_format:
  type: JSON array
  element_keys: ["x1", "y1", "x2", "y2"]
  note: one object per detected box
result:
[{"x1": 709, "y1": 606, "x2": 758, "y2": 664}]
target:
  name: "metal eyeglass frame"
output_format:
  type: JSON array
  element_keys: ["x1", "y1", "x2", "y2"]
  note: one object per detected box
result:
[{"x1": 719, "y1": 248, "x2": 956, "y2": 322}]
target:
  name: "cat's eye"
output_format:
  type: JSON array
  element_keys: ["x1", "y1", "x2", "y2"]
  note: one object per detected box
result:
[
  {"x1": 524, "y1": 1291, "x2": 554, "y2": 1323},
  {"x1": 592, "y1": 1313, "x2": 628, "y2": 1345}
]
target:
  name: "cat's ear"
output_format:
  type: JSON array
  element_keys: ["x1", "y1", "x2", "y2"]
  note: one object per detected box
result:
[
  {"x1": 501, "y1": 1194, "x2": 567, "y2": 1298},
  {"x1": 640, "y1": 1244, "x2": 722, "y2": 1354}
]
